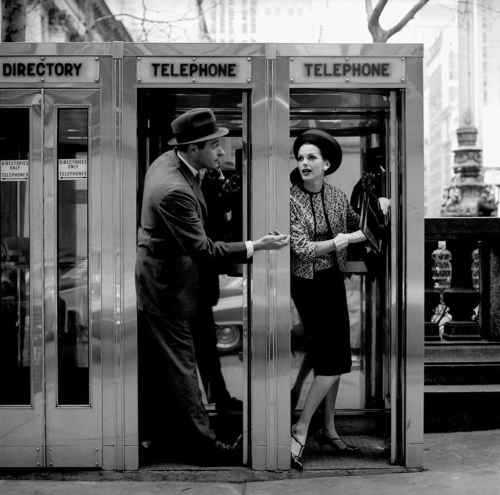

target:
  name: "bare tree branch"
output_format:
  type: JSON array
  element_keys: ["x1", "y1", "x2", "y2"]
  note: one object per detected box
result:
[
  {"x1": 93, "y1": 0, "x2": 223, "y2": 42},
  {"x1": 366, "y1": 0, "x2": 430, "y2": 43},
  {"x1": 94, "y1": 11, "x2": 210, "y2": 27},
  {"x1": 371, "y1": 0, "x2": 389, "y2": 24},
  {"x1": 385, "y1": 0, "x2": 431, "y2": 39}
]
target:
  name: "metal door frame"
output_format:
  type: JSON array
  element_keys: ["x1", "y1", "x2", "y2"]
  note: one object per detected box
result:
[{"x1": 42, "y1": 88, "x2": 103, "y2": 467}]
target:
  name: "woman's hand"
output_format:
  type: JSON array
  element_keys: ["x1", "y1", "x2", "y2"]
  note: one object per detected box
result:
[
  {"x1": 333, "y1": 233, "x2": 350, "y2": 251},
  {"x1": 317, "y1": 231, "x2": 365, "y2": 256},
  {"x1": 345, "y1": 230, "x2": 366, "y2": 244},
  {"x1": 333, "y1": 230, "x2": 367, "y2": 252},
  {"x1": 378, "y1": 197, "x2": 391, "y2": 215}
]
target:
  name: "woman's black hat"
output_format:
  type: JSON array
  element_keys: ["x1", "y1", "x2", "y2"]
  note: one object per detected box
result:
[{"x1": 293, "y1": 129, "x2": 342, "y2": 175}]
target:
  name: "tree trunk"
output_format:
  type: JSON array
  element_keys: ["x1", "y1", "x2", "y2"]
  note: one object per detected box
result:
[
  {"x1": 195, "y1": 0, "x2": 213, "y2": 42},
  {"x1": 85, "y1": 0, "x2": 95, "y2": 42},
  {"x1": 1, "y1": 0, "x2": 26, "y2": 42}
]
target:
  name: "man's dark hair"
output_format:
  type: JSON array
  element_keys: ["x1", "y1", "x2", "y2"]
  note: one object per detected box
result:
[{"x1": 176, "y1": 141, "x2": 207, "y2": 153}]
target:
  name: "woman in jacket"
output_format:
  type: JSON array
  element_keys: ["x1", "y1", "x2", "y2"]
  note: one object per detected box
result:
[{"x1": 289, "y1": 129, "x2": 366, "y2": 470}]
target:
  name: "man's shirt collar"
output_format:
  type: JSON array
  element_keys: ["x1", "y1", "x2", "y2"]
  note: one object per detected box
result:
[{"x1": 177, "y1": 151, "x2": 199, "y2": 178}]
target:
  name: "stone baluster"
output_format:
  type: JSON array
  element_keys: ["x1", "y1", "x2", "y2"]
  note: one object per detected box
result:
[
  {"x1": 442, "y1": 239, "x2": 481, "y2": 340},
  {"x1": 425, "y1": 241, "x2": 441, "y2": 341}
]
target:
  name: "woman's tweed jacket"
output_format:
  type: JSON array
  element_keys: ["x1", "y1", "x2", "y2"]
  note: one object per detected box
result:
[{"x1": 290, "y1": 182, "x2": 360, "y2": 279}]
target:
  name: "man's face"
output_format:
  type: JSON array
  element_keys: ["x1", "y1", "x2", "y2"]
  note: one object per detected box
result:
[{"x1": 192, "y1": 138, "x2": 225, "y2": 170}]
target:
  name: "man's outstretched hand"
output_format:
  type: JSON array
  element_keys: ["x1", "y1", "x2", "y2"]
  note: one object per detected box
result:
[{"x1": 253, "y1": 230, "x2": 290, "y2": 251}]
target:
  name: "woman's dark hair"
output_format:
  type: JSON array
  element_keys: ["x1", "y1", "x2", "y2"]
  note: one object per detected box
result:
[{"x1": 290, "y1": 167, "x2": 302, "y2": 185}]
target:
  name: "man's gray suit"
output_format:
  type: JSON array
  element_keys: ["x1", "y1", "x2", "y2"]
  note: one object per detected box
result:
[{"x1": 135, "y1": 150, "x2": 247, "y2": 448}]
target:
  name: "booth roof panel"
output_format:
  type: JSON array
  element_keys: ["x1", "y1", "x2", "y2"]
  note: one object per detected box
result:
[
  {"x1": 0, "y1": 42, "x2": 423, "y2": 59},
  {"x1": 275, "y1": 43, "x2": 424, "y2": 58},
  {"x1": 0, "y1": 42, "x2": 115, "y2": 57},
  {"x1": 122, "y1": 43, "x2": 267, "y2": 57}
]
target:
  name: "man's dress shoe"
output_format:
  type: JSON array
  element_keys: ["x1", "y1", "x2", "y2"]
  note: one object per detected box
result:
[
  {"x1": 194, "y1": 434, "x2": 242, "y2": 466},
  {"x1": 216, "y1": 397, "x2": 243, "y2": 413}
]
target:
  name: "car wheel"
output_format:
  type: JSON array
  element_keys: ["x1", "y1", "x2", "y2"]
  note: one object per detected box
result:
[{"x1": 216, "y1": 324, "x2": 242, "y2": 355}]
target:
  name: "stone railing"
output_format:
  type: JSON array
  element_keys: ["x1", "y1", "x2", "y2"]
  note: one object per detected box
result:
[{"x1": 425, "y1": 218, "x2": 500, "y2": 343}]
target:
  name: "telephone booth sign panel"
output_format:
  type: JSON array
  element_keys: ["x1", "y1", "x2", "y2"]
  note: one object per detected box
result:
[{"x1": 0, "y1": 42, "x2": 424, "y2": 473}]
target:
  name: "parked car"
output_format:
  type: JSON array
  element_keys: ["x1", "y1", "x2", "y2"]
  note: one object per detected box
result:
[
  {"x1": 214, "y1": 275, "x2": 244, "y2": 355},
  {"x1": 214, "y1": 275, "x2": 305, "y2": 354}
]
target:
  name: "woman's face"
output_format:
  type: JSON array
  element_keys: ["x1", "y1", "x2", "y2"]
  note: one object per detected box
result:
[{"x1": 296, "y1": 143, "x2": 330, "y2": 185}]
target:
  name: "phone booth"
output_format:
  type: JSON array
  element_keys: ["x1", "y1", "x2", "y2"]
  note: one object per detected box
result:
[{"x1": 0, "y1": 42, "x2": 423, "y2": 472}]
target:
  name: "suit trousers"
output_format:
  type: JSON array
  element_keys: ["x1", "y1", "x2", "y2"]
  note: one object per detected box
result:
[
  {"x1": 138, "y1": 309, "x2": 216, "y2": 448},
  {"x1": 191, "y1": 304, "x2": 231, "y2": 405}
]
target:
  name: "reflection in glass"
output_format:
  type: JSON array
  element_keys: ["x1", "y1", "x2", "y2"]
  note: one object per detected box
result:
[
  {"x1": 57, "y1": 108, "x2": 90, "y2": 405},
  {"x1": 0, "y1": 108, "x2": 31, "y2": 406}
]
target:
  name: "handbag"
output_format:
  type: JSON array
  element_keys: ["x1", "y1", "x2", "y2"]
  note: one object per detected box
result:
[{"x1": 360, "y1": 188, "x2": 386, "y2": 253}]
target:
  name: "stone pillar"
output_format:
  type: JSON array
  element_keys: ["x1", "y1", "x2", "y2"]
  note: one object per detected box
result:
[{"x1": 441, "y1": 0, "x2": 487, "y2": 217}]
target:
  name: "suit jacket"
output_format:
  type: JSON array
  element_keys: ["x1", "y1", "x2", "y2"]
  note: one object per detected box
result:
[{"x1": 135, "y1": 150, "x2": 247, "y2": 319}]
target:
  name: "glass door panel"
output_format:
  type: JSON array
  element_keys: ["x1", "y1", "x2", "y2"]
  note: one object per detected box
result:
[
  {"x1": 56, "y1": 108, "x2": 90, "y2": 406},
  {"x1": 0, "y1": 90, "x2": 44, "y2": 468},
  {"x1": 1, "y1": 107, "x2": 31, "y2": 406}
]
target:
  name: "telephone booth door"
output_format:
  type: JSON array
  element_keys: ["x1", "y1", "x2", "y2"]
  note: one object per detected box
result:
[
  {"x1": 123, "y1": 44, "x2": 268, "y2": 469},
  {"x1": 271, "y1": 44, "x2": 424, "y2": 470},
  {"x1": 0, "y1": 88, "x2": 104, "y2": 468}
]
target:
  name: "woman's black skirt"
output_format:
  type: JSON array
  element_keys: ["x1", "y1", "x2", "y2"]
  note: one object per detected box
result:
[{"x1": 291, "y1": 266, "x2": 352, "y2": 376}]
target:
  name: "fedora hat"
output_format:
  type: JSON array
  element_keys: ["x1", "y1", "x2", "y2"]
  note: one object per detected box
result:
[
  {"x1": 168, "y1": 108, "x2": 229, "y2": 146},
  {"x1": 293, "y1": 129, "x2": 342, "y2": 175}
]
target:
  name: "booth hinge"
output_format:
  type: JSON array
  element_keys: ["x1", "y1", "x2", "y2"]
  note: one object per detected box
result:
[
  {"x1": 265, "y1": 43, "x2": 276, "y2": 60},
  {"x1": 42, "y1": 100, "x2": 46, "y2": 127},
  {"x1": 31, "y1": 93, "x2": 46, "y2": 126},
  {"x1": 113, "y1": 41, "x2": 124, "y2": 59}
]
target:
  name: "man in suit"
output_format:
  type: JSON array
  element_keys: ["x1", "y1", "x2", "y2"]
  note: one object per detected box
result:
[{"x1": 135, "y1": 108, "x2": 289, "y2": 462}]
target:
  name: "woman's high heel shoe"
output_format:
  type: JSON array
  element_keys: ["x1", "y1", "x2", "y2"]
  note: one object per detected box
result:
[
  {"x1": 315, "y1": 430, "x2": 360, "y2": 454},
  {"x1": 291, "y1": 433, "x2": 305, "y2": 470}
]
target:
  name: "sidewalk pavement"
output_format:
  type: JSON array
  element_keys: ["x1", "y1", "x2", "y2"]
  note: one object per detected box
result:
[{"x1": 1, "y1": 430, "x2": 499, "y2": 495}]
